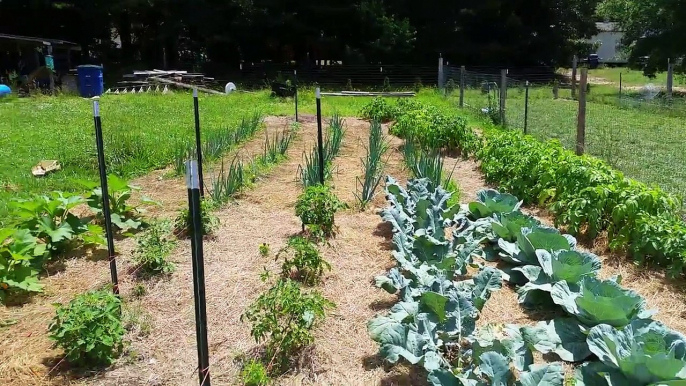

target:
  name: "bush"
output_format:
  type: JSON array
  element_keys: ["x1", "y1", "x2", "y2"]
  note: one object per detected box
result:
[
  {"x1": 48, "y1": 288, "x2": 124, "y2": 367},
  {"x1": 133, "y1": 220, "x2": 177, "y2": 275},
  {"x1": 295, "y1": 185, "x2": 348, "y2": 238},
  {"x1": 390, "y1": 103, "x2": 478, "y2": 155},
  {"x1": 360, "y1": 97, "x2": 397, "y2": 122},
  {"x1": 173, "y1": 198, "x2": 220, "y2": 236},
  {"x1": 278, "y1": 236, "x2": 331, "y2": 285},
  {"x1": 240, "y1": 278, "x2": 334, "y2": 372},
  {"x1": 241, "y1": 359, "x2": 270, "y2": 386},
  {"x1": 478, "y1": 128, "x2": 686, "y2": 276}
]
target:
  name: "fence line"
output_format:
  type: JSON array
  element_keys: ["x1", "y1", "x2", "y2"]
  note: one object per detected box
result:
[{"x1": 447, "y1": 65, "x2": 686, "y2": 201}]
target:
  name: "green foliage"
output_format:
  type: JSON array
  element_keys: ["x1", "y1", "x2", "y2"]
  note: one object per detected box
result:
[
  {"x1": 355, "y1": 120, "x2": 389, "y2": 208},
  {"x1": 361, "y1": 97, "x2": 397, "y2": 122},
  {"x1": 241, "y1": 359, "x2": 270, "y2": 386},
  {"x1": 261, "y1": 128, "x2": 295, "y2": 165},
  {"x1": 581, "y1": 319, "x2": 686, "y2": 385},
  {"x1": 388, "y1": 101, "x2": 478, "y2": 154},
  {"x1": 403, "y1": 140, "x2": 457, "y2": 194},
  {"x1": 295, "y1": 185, "x2": 348, "y2": 238},
  {"x1": 477, "y1": 128, "x2": 686, "y2": 276},
  {"x1": 132, "y1": 220, "x2": 177, "y2": 275},
  {"x1": 80, "y1": 175, "x2": 152, "y2": 231},
  {"x1": 173, "y1": 198, "x2": 220, "y2": 236},
  {"x1": 173, "y1": 112, "x2": 264, "y2": 175},
  {"x1": 210, "y1": 157, "x2": 245, "y2": 203},
  {"x1": 297, "y1": 115, "x2": 345, "y2": 187},
  {"x1": 240, "y1": 278, "x2": 334, "y2": 372},
  {"x1": 259, "y1": 243, "x2": 270, "y2": 257},
  {"x1": 48, "y1": 288, "x2": 124, "y2": 367},
  {"x1": 10, "y1": 191, "x2": 105, "y2": 255},
  {"x1": 278, "y1": 236, "x2": 331, "y2": 285},
  {"x1": 0, "y1": 228, "x2": 45, "y2": 301}
]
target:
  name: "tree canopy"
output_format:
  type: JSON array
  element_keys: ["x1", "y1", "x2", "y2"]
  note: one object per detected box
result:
[
  {"x1": 599, "y1": 0, "x2": 686, "y2": 75},
  {"x1": 0, "y1": 0, "x2": 601, "y2": 69}
]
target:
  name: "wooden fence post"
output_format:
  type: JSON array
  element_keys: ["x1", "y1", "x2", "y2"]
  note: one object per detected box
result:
[
  {"x1": 667, "y1": 58, "x2": 674, "y2": 99},
  {"x1": 576, "y1": 68, "x2": 588, "y2": 155},
  {"x1": 500, "y1": 69, "x2": 507, "y2": 126},
  {"x1": 438, "y1": 55, "x2": 444, "y2": 91},
  {"x1": 571, "y1": 55, "x2": 578, "y2": 99},
  {"x1": 459, "y1": 65, "x2": 466, "y2": 107}
]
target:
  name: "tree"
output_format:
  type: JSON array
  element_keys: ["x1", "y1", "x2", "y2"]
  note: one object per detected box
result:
[{"x1": 599, "y1": 0, "x2": 686, "y2": 75}]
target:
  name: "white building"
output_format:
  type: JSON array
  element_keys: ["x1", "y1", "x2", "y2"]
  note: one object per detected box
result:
[{"x1": 591, "y1": 22, "x2": 627, "y2": 65}]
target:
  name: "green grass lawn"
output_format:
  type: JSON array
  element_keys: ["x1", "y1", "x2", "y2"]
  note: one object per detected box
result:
[
  {"x1": 586, "y1": 67, "x2": 686, "y2": 87},
  {"x1": 455, "y1": 86, "x2": 686, "y2": 200},
  {"x1": 0, "y1": 89, "x2": 446, "y2": 221}
]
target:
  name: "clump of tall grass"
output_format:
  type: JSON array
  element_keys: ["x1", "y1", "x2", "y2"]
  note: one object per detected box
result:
[
  {"x1": 173, "y1": 112, "x2": 264, "y2": 175},
  {"x1": 403, "y1": 136, "x2": 458, "y2": 196},
  {"x1": 297, "y1": 115, "x2": 345, "y2": 187},
  {"x1": 261, "y1": 128, "x2": 296, "y2": 165},
  {"x1": 210, "y1": 156, "x2": 245, "y2": 204},
  {"x1": 355, "y1": 120, "x2": 389, "y2": 208}
]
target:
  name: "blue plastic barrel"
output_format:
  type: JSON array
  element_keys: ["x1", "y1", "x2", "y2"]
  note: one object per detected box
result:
[
  {"x1": 0, "y1": 84, "x2": 11, "y2": 97},
  {"x1": 77, "y1": 65, "x2": 104, "y2": 97}
]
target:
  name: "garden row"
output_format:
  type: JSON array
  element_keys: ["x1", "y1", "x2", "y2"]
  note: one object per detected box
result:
[
  {"x1": 361, "y1": 97, "x2": 686, "y2": 277},
  {"x1": 1, "y1": 114, "x2": 306, "y2": 369},
  {"x1": 369, "y1": 177, "x2": 686, "y2": 385},
  {"x1": 237, "y1": 115, "x2": 405, "y2": 384}
]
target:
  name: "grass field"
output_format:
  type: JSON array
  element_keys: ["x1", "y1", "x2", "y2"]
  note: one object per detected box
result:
[
  {"x1": 457, "y1": 86, "x2": 686, "y2": 200},
  {"x1": 586, "y1": 67, "x2": 686, "y2": 87},
  {"x1": 0, "y1": 89, "x2": 451, "y2": 221}
]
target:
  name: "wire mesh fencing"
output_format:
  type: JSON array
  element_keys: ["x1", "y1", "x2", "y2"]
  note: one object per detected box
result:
[{"x1": 448, "y1": 67, "x2": 686, "y2": 200}]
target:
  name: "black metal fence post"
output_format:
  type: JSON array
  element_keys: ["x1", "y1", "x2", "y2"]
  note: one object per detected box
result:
[
  {"x1": 294, "y1": 70, "x2": 299, "y2": 122},
  {"x1": 459, "y1": 65, "x2": 465, "y2": 108},
  {"x1": 92, "y1": 99, "x2": 119, "y2": 295},
  {"x1": 186, "y1": 160, "x2": 211, "y2": 386},
  {"x1": 524, "y1": 80, "x2": 529, "y2": 134},
  {"x1": 315, "y1": 87, "x2": 325, "y2": 185},
  {"x1": 619, "y1": 72, "x2": 623, "y2": 104},
  {"x1": 193, "y1": 88, "x2": 205, "y2": 197}
]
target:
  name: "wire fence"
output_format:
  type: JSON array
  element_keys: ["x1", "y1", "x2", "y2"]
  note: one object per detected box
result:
[{"x1": 446, "y1": 66, "x2": 686, "y2": 201}]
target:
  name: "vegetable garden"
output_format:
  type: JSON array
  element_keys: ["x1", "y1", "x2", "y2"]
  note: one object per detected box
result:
[{"x1": 2, "y1": 90, "x2": 686, "y2": 386}]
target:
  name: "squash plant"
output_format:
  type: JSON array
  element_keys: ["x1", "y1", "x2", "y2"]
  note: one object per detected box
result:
[
  {"x1": 0, "y1": 228, "x2": 45, "y2": 301},
  {"x1": 80, "y1": 174, "x2": 155, "y2": 232},
  {"x1": 10, "y1": 191, "x2": 104, "y2": 256}
]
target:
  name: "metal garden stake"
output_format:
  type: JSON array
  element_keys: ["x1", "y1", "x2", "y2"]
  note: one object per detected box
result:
[
  {"x1": 92, "y1": 99, "x2": 119, "y2": 295},
  {"x1": 315, "y1": 87, "x2": 325, "y2": 185},
  {"x1": 186, "y1": 160, "x2": 211, "y2": 386},
  {"x1": 193, "y1": 88, "x2": 205, "y2": 197}
]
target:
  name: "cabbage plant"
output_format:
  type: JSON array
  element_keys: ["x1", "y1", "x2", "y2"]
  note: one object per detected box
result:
[
  {"x1": 515, "y1": 249, "x2": 601, "y2": 307},
  {"x1": 576, "y1": 320, "x2": 686, "y2": 385},
  {"x1": 551, "y1": 276, "x2": 654, "y2": 328}
]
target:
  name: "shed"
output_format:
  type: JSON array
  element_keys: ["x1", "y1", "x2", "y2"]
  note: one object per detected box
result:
[
  {"x1": 0, "y1": 33, "x2": 81, "y2": 84},
  {"x1": 591, "y1": 22, "x2": 627, "y2": 65}
]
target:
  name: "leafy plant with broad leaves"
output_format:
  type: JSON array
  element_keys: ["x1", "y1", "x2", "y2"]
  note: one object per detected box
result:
[
  {"x1": 49, "y1": 288, "x2": 124, "y2": 367},
  {"x1": 278, "y1": 236, "x2": 330, "y2": 285},
  {"x1": 498, "y1": 226, "x2": 576, "y2": 267},
  {"x1": 295, "y1": 185, "x2": 347, "y2": 238},
  {"x1": 133, "y1": 220, "x2": 177, "y2": 275},
  {"x1": 551, "y1": 276, "x2": 654, "y2": 328},
  {"x1": 80, "y1": 175, "x2": 154, "y2": 231},
  {"x1": 468, "y1": 189, "x2": 522, "y2": 220},
  {"x1": 576, "y1": 319, "x2": 686, "y2": 386},
  {"x1": 0, "y1": 228, "x2": 45, "y2": 301},
  {"x1": 10, "y1": 191, "x2": 105, "y2": 256},
  {"x1": 514, "y1": 249, "x2": 602, "y2": 308},
  {"x1": 240, "y1": 278, "x2": 334, "y2": 373}
]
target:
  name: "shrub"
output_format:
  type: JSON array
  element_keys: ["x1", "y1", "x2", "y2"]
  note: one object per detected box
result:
[
  {"x1": 241, "y1": 359, "x2": 270, "y2": 386},
  {"x1": 360, "y1": 97, "x2": 397, "y2": 122},
  {"x1": 240, "y1": 278, "x2": 334, "y2": 372},
  {"x1": 133, "y1": 220, "x2": 177, "y2": 275},
  {"x1": 174, "y1": 198, "x2": 220, "y2": 236},
  {"x1": 295, "y1": 185, "x2": 347, "y2": 238},
  {"x1": 0, "y1": 228, "x2": 44, "y2": 301},
  {"x1": 48, "y1": 288, "x2": 124, "y2": 367},
  {"x1": 278, "y1": 236, "x2": 331, "y2": 285}
]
